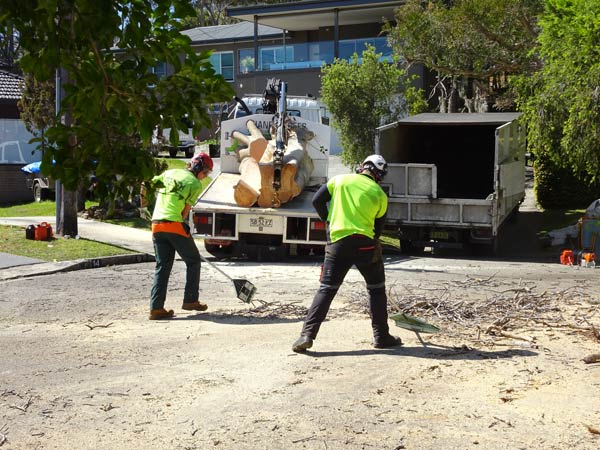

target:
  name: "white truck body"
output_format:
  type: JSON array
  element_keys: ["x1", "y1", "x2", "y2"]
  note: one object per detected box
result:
[
  {"x1": 376, "y1": 113, "x2": 526, "y2": 253},
  {"x1": 190, "y1": 113, "x2": 333, "y2": 259},
  {"x1": 232, "y1": 95, "x2": 342, "y2": 155}
]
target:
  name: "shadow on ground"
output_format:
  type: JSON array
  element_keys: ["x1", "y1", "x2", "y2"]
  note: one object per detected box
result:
[{"x1": 304, "y1": 346, "x2": 538, "y2": 360}]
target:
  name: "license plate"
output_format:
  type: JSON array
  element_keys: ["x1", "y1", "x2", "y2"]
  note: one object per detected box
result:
[
  {"x1": 249, "y1": 217, "x2": 273, "y2": 229},
  {"x1": 430, "y1": 231, "x2": 448, "y2": 240}
]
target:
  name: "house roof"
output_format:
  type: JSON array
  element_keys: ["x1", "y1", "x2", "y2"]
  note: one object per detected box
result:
[
  {"x1": 181, "y1": 22, "x2": 284, "y2": 45},
  {"x1": 0, "y1": 70, "x2": 24, "y2": 101},
  {"x1": 227, "y1": 0, "x2": 403, "y2": 31}
]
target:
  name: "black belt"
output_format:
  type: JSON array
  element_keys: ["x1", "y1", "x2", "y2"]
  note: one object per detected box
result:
[{"x1": 152, "y1": 220, "x2": 176, "y2": 224}]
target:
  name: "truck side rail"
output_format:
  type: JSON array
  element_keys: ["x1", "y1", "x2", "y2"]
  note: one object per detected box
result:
[
  {"x1": 387, "y1": 196, "x2": 495, "y2": 229},
  {"x1": 381, "y1": 163, "x2": 437, "y2": 198}
]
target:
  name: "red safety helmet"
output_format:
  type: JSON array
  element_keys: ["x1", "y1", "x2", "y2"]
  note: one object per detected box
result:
[{"x1": 190, "y1": 152, "x2": 214, "y2": 174}]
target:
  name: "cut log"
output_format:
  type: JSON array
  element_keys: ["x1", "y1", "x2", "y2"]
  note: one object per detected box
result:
[
  {"x1": 231, "y1": 120, "x2": 268, "y2": 161},
  {"x1": 230, "y1": 120, "x2": 315, "y2": 208},
  {"x1": 257, "y1": 130, "x2": 314, "y2": 208},
  {"x1": 233, "y1": 155, "x2": 261, "y2": 207}
]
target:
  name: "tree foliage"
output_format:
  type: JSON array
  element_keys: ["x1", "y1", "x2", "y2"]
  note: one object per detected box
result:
[
  {"x1": 0, "y1": 24, "x2": 20, "y2": 72},
  {"x1": 516, "y1": 0, "x2": 600, "y2": 180},
  {"x1": 182, "y1": 1, "x2": 291, "y2": 28},
  {"x1": 320, "y1": 46, "x2": 422, "y2": 167},
  {"x1": 18, "y1": 74, "x2": 55, "y2": 136},
  {"x1": 386, "y1": 0, "x2": 542, "y2": 112},
  {"x1": 0, "y1": 0, "x2": 234, "y2": 216},
  {"x1": 514, "y1": 0, "x2": 600, "y2": 206}
]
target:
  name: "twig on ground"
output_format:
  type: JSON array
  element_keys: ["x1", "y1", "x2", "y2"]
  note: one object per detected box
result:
[
  {"x1": 584, "y1": 424, "x2": 600, "y2": 435},
  {"x1": 582, "y1": 354, "x2": 600, "y2": 364},
  {"x1": 9, "y1": 396, "x2": 32, "y2": 412},
  {"x1": 85, "y1": 322, "x2": 114, "y2": 330},
  {"x1": 0, "y1": 423, "x2": 7, "y2": 446}
]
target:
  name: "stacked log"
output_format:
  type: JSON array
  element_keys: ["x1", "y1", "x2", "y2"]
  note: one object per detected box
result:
[{"x1": 232, "y1": 119, "x2": 314, "y2": 208}]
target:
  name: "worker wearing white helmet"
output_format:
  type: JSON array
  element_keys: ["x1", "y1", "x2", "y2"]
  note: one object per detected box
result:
[{"x1": 292, "y1": 154, "x2": 403, "y2": 352}]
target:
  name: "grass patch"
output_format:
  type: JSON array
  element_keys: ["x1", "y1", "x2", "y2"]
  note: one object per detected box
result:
[
  {"x1": 0, "y1": 201, "x2": 57, "y2": 217},
  {"x1": 537, "y1": 208, "x2": 585, "y2": 235},
  {"x1": 0, "y1": 225, "x2": 136, "y2": 262},
  {"x1": 380, "y1": 233, "x2": 400, "y2": 249},
  {"x1": 104, "y1": 217, "x2": 151, "y2": 229},
  {"x1": 158, "y1": 157, "x2": 186, "y2": 170},
  {"x1": 0, "y1": 200, "x2": 99, "y2": 218}
]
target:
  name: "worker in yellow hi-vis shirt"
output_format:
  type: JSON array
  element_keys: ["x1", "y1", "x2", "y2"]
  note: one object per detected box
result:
[
  {"x1": 148, "y1": 152, "x2": 213, "y2": 320},
  {"x1": 292, "y1": 154, "x2": 403, "y2": 352}
]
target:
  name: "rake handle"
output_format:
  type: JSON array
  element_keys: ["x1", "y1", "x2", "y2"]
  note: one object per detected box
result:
[{"x1": 199, "y1": 254, "x2": 234, "y2": 283}]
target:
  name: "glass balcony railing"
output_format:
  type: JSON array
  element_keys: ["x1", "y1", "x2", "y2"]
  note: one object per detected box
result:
[{"x1": 238, "y1": 37, "x2": 392, "y2": 73}]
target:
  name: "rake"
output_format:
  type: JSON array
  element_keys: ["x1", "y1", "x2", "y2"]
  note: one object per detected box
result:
[
  {"x1": 389, "y1": 312, "x2": 441, "y2": 347},
  {"x1": 200, "y1": 254, "x2": 256, "y2": 303}
]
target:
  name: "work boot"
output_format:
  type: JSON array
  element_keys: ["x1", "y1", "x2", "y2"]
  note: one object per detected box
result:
[
  {"x1": 373, "y1": 335, "x2": 403, "y2": 349},
  {"x1": 182, "y1": 301, "x2": 208, "y2": 311},
  {"x1": 149, "y1": 308, "x2": 174, "y2": 320},
  {"x1": 292, "y1": 335, "x2": 313, "y2": 353}
]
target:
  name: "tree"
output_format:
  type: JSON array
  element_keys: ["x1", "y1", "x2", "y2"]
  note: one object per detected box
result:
[
  {"x1": 0, "y1": 24, "x2": 20, "y2": 73},
  {"x1": 182, "y1": 1, "x2": 290, "y2": 28},
  {"x1": 514, "y1": 0, "x2": 600, "y2": 207},
  {"x1": 386, "y1": 0, "x2": 542, "y2": 112},
  {"x1": 18, "y1": 74, "x2": 55, "y2": 139},
  {"x1": 320, "y1": 45, "x2": 423, "y2": 167},
  {"x1": 1, "y1": 0, "x2": 234, "y2": 235}
]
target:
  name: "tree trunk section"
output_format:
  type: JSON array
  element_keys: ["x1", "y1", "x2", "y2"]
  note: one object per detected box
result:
[
  {"x1": 232, "y1": 120, "x2": 268, "y2": 162},
  {"x1": 233, "y1": 156, "x2": 261, "y2": 207}
]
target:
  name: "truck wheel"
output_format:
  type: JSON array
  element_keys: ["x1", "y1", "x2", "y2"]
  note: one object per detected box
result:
[
  {"x1": 169, "y1": 148, "x2": 178, "y2": 158},
  {"x1": 33, "y1": 182, "x2": 45, "y2": 203},
  {"x1": 184, "y1": 146, "x2": 194, "y2": 158},
  {"x1": 149, "y1": 144, "x2": 160, "y2": 156},
  {"x1": 471, "y1": 239, "x2": 498, "y2": 257},
  {"x1": 204, "y1": 242, "x2": 234, "y2": 259},
  {"x1": 400, "y1": 239, "x2": 419, "y2": 255}
]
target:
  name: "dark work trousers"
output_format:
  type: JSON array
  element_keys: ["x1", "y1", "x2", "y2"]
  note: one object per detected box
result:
[
  {"x1": 150, "y1": 231, "x2": 201, "y2": 310},
  {"x1": 301, "y1": 235, "x2": 390, "y2": 341}
]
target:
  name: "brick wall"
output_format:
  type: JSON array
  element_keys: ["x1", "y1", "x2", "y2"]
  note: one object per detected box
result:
[{"x1": 0, "y1": 165, "x2": 34, "y2": 204}]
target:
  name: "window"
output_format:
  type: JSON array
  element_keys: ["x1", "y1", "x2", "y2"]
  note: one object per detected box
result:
[
  {"x1": 258, "y1": 46, "x2": 294, "y2": 70},
  {"x1": 238, "y1": 49, "x2": 255, "y2": 73},
  {"x1": 209, "y1": 51, "x2": 234, "y2": 81},
  {"x1": 151, "y1": 62, "x2": 167, "y2": 80},
  {"x1": 339, "y1": 37, "x2": 392, "y2": 61}
]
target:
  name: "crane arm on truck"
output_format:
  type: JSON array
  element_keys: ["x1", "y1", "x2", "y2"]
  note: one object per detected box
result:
[{"x1": 262, "y1": 78, "x2": 288, "y2": 203}]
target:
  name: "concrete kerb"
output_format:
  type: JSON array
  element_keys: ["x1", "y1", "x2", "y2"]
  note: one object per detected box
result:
[
  {"x1": 0, "y1": 216, "x2": 157, "y2": 280},
  {"x1": 0, "y1": 253, "x2": 156, "y2": 281}
]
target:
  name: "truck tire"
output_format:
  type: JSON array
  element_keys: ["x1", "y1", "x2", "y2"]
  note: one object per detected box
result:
[
  {"x1": 168, "y1": 148, "x2": 178, "y2": 158},
  {"x1": 33, "y1": 182, "x2": 45, "y2": 203},
  {"x1": 400, "y1": 239, "x2": 422, "y2": 255},
  {"x1": 204, "y1": 241, "x2": 234, "y2": 259},
  {"x1": 471, "y1": 239, "x2": 498, "y2": 257},
  {"x1": 184, "y1": 146, "x2": 194, "y2": 158}
]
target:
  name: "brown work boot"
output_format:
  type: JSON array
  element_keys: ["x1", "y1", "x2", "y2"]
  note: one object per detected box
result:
[
  {"x1": 373, "y1": 335, "x2": 403, "y2": 349},
  {"x1": 149, "y1": 308, "x2": 174, "y2": 320},
  {"x1": 182, "y1": 301, "x2": 208, "y2": 311}
]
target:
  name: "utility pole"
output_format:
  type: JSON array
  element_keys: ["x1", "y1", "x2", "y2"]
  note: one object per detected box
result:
[{"x1": 54, "y1": 66, "x2": 78, "y2": 237}]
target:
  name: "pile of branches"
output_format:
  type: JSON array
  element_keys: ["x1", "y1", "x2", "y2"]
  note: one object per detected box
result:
[{"x1": 347, "y1": 275, "x2": 598, "y2": 341}]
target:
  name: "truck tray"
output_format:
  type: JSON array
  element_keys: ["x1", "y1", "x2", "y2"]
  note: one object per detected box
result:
[{"x1": 194, "y1": 172, "x2": 319, "y2": 217}]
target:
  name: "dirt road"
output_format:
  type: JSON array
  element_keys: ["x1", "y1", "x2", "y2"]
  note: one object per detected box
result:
[{"x1": 1, "y1": 253, "x2": 599, "y2": 450}]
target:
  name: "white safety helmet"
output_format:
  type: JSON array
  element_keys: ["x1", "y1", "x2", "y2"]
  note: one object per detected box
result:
[{"x1": 361, "y1": 154, "x2": 388, "y2": 182}]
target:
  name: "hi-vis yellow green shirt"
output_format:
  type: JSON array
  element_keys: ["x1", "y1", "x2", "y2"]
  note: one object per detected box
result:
[
  {"x1": 151, "y1": 169, "x2": 210, "y2": 223},
  {"x1": 326, "y1": 173, "x2": 388, "y2": 242}
]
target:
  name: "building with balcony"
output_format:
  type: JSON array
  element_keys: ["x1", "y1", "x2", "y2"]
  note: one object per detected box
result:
[{"x1": 181, "y1": 0, "x2": 426, "y2": 98}]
